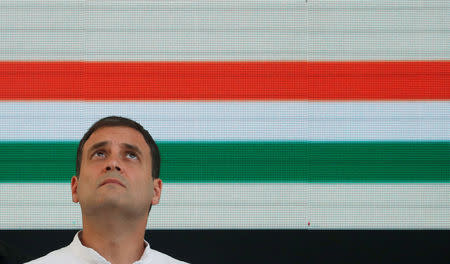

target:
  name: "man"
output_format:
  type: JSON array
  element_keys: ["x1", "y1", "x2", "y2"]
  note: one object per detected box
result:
[{"x1": 27, "y1": 116, "x2": 188, "y2": 264}]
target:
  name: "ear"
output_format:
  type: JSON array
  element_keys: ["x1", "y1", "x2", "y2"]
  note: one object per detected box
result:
[
  {"x1": 151, "y1": 178, "x2": 162, "y2": 205},
  {"x1": 71, "y1": 176, "x2": 80, "y2": 203}
]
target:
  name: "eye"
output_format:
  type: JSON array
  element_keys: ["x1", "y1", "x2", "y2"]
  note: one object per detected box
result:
[
  {"x1": 126, "y1": 152, "x2": 138, "y2": 160},
  {"x1": 92, "y1": 151, "x2": 105, "y2": 158}
]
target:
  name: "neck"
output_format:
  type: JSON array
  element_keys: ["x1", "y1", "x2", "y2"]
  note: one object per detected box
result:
[{"x1": 80, "y1": 213, "x2": 148, "y2": 264}]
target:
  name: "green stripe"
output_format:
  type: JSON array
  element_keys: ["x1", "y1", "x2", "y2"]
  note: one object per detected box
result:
[{"x1": 0, "y1": 142, "x2": 448, "y2": 183}]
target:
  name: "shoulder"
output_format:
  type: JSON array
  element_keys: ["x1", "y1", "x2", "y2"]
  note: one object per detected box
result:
[
  {"x1": 25, "y1": 246, "x2": 77, "y2": 264},
  {"x1": 149, "y1": 248, "x2": 189, "y2": 264}
]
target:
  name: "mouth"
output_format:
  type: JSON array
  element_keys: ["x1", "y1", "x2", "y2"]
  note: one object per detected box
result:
[{"x1": 100, "y1": 178, "x2": 126, "y2": 188}]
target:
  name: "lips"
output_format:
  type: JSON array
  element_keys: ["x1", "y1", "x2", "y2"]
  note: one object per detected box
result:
[{"x1": 100, "y1": 178, "x2": 125, "y2": 188}]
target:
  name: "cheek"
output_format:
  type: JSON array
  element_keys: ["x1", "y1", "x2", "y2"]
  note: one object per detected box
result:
[
  {"x1": 136, "y1": 176, "x2": 154, "y2": 198},
  {"x1": 76, "y1": 175, "x2": 97, "y2": 197},
  {"x1": 79, "y1": 161, "x2": 103, "y2": 179},
  {"x1": 148, "y1": 184, "x2": 154, "y2": 198},
  {"x1": 77, "y1": 178, "x2": 90, "y2": 192},
  {"x1": 86, "y1": 161, "x2": 105, "y2": 171}
]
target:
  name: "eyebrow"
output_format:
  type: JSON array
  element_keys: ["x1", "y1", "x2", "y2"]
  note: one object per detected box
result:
[
  {"x1": 87, "y1": 141, "x2": 143, "y2": 157},
  {"x1": 87, "y1": 141, "x2": 110, "y2": 155},
  {"x1": 120, "y1": 143, "x2": 143, "y2": 156}
]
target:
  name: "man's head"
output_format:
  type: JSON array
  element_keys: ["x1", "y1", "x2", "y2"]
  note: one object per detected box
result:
[
  {"x1": 76, "y1": 116, "x2": 160, "y2": 180},
  {"x1": 71, "y1": 116, "x2": 162, "y2": 218}
]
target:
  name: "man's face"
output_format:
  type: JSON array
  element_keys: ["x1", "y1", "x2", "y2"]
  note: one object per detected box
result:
[{"x1": 71, "y1": 126, "x2": 161, "y2": 218}]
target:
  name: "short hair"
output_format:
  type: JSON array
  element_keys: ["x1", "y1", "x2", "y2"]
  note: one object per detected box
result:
[{"x1": 76, "y1": 116, "x2": 160, "y2": 179}]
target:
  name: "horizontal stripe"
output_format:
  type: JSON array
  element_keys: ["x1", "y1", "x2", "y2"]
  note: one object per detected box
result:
[
  {"x1": 1, "y1": 1, "x2": 449, "y2": 61},
  {"x1": 3, "y1": 231, "x2": 449, "y2": 264},
  {"x1": 1, "y1": 61, "x2": 449, "y2": 100},
  {"x1": 0, "y1": 183, "x2": 307, "y2": 229},
  {"x1": 0, "y1": 1, "x2": 301, "y2": 61},
  {"x1": 308, "y1": 183, "x2": 450, "y2": 229},
  {"x1": 308, "y1": 1, "x2": 450, "y2": 61},
  {"x1": 0, "y1": 101, "x2": 448, "y2": 141},
  {"x1": 307, "y1": 61, "x2": 450, "y2": 100},
  {"x1": 0, "y1": 62, "x2": 301, "y2": 100},
  {"x1": 0, "y1": 142, "x2": 448, "y2": 183},
  {"x1": 0, "y1": 101, "x2": 302, "y2": 141},
  {"x1": 1, "y1": 183, "x2": 448, "y2": 229}
]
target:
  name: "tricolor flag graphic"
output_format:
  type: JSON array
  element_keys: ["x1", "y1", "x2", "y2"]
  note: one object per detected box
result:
[{"x1": 0, "y1": 1, "x2": 449, "y2": 230}]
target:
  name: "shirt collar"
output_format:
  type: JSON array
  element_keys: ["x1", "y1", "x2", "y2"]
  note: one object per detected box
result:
[{"x1": 69, "y1": 231, "x2": 153, "y2": 264}]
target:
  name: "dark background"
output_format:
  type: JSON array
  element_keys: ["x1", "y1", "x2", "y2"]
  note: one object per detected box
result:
[{"x1": 1, "y1": 230, "x2": 449, "y2": 263}]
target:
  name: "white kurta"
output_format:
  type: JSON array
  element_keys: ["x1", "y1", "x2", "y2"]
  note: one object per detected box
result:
[{"x1": 26, "y1": 231, "x2": 188, "y2": 264}]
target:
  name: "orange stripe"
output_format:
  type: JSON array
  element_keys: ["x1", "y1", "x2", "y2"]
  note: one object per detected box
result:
[
  {"x1": 0, "y1": 61, "x2": 448, "y2": 100},
  {"x1": 308, "y1": 61, "x2": 450, "y2": 100}
]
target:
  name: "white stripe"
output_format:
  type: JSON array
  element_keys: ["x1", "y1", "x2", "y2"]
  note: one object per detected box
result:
[
  {"x1": 0, "y1": 0, "x2": 300, "y2": 61},
  {"x1": 308, "y1": 183, "x2": 450, "y2": 229},
  {"x1": 0, "y1": 183, "x2": 307, "y2": 229},
  {"x1": 1, "y1": 1, "x2": 449, "y2": 61},
  {"x1": 308, "y1": 1, "x2": 450, "y2": 61},
  {"x1": 0, "y1": 183, "x2": 448, "y2": 229},
  {"x1": 0, "y1": 101, "x2": 448, "y2": 141}
]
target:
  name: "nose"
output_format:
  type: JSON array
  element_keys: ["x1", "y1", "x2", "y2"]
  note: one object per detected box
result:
[
  {"x1": 105, "y1": 157, "x2": 121, "y2": 172},
  {"x1": 106, "y1": 165, "x2": 121, "y2": 171}
]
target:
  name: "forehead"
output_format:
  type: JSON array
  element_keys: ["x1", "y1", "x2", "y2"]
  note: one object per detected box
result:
[{"x1": 84, "y1": 126, "x2": 150, "y2": 154}]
